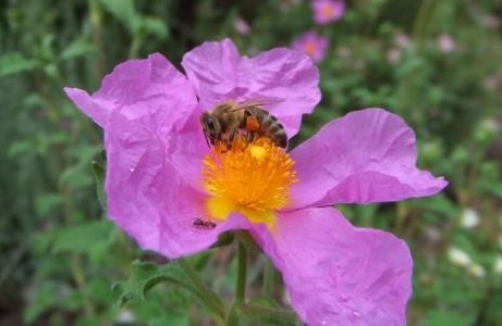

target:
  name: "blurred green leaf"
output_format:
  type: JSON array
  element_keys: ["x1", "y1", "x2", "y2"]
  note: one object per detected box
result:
[
  {"x1": 424, "y1": 310, "x2": 475, "y2": 326},
  {"x1": 8, "y1": 140, "x2": 34, "y2": 158},
  {"x1": 0, "y1": 52, "x2": 39, "y2": 76},
  {"x1": 24, "y1": 282, "x2": 79, "y2": 324},
  {"x1": 60, "y1": 38, "x2": 96, "y2": 61},
  {"x1": 51, "y1": 220, "x2": 113, "y2": 255},
  {"x1": 141, "y1": 17, "x2": 169, "y2": 39},
  {"x1": 98, "y1": 0, "x2": 138, "y2": 33},
  {"x1": 35, "y1": 192, "x2": 64, "y2": 217}
]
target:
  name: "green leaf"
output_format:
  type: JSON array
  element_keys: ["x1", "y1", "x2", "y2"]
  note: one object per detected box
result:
[
  {"x1": 113, "y1": 261, "x2": 189, "y2": 305},
  {"x1": 424, "y1": 310, "x2": 475, "y2": 326},
  {"x1": 114, "y1": 260, "x2": 226, "y2": 321},
  {"x1": 91, "y1": 150, "x2": 106, "y2": 209},
  {"x1": 98, "y1": 0, "x2": 139, "y2": 33},
  {"x1": 140, "y1": 17, "x2": 168, "y2": 39},
  {"x1": 51, "y1": 220, "x2": 113, "y2": 256},
  {"x1": 0, "y1": 52, "x2": 39, "y2": 76},
  {"x1": 35, "y1": 192, "x2": 64, "y2": 217},
  {"x1": 60, "y1": 38, "x2": 96, "y2": 60},
  {"x1": 7, "y1": 140, "x2": 34, "y2": 158}
]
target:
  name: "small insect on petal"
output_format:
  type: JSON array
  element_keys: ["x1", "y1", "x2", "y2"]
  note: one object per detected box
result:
[{"x1": 193, "y1": 218, "x2": 217, "y2": 229}]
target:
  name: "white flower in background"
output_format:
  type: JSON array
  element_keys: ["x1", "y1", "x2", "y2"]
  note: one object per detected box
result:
[
  {"x1": 480, "y1": 118, "x2": 500, "y2": 134},
  {"x1": 116, "y1": 309, "x2": 135, "y2": 324},
  {"x1": 447, "y1": 247, "x2": 471, "y2": 267},
  {"x1": 494, "y1": 256, "x2": 502, "y2": 275},
  {"x1": 437, "y1": 34, "x2": 456, "y2": 53},
  {"x1": 467, "y1": 263, "x2": 486, "y2": 278},
  {"x1": 460, "y1": 208, "x2": 480, "y2": 228}
]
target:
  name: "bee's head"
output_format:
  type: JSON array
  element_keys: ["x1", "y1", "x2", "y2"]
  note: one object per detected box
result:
[{"x1": 200, "y1": 112, "x2": 220, "y2": 145}]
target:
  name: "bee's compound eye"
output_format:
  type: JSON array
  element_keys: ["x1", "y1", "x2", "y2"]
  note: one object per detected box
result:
[
  {"x1": 206, "y1": 117, "x2": 215, "y2": 130},
  {"x1": 244, "y1": 109, "x2": 252, "y2": 116}
]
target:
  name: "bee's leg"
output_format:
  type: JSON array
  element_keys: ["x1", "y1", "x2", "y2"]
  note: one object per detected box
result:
[
  {"x1": 228, "y1": 131, "x2": 238, "y2": 150},
  {"x1": 246, "y1": 131, "x2": 256, "y2": 143}
]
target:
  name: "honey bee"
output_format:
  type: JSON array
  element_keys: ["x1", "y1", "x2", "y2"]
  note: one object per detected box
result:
[{"x1": 200, "y1": 99, "x2": 287, "y2": 149}]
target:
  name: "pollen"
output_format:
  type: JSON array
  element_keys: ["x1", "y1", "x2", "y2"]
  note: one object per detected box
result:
[{"x1": 202, "y1": 136, "x2": 297, "y2": 228}]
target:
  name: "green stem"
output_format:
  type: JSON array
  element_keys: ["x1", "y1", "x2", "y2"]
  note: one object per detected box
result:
[
  {"x1": 128, "y1": 34, "x2": 142, "y2": 58},
  {"x1": 178, "y1": 259, "x2": 226, "y2": 323},
  {"x1": 227, "y1": 242, "x2": 248, "y2": 325},
  {"x1": 240, "y1": 304, "x2": 298, "y2": 325},
  {"x1": 88, "y1": 0, "x2": 106, "y2": 78},
  {"x1": 413, "y1": 0, "x2": 437, "y2": 44},
  {"x1": 71, "y1": 254, "x2": 95, "y2": 317},
  {"x1": 236, "y1": 242, "x2": 248, "y2": 304},
  {"x1": 262, "y1": 259, "x2": 275, "y2": 299}
]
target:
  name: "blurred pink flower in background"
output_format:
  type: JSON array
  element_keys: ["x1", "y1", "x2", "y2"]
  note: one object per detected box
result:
[
  {"x1": 387, "y1": 32, "x2": 411, "y2": 65},
  {"x1": 233, "y1": 17, "x2": 251, "y2": 35},
  {"x1": 437, "y1": 34, "x2": 456, "y2": 53},
  {"x1": 394, "y1": 33, "x2": 410, "y2": 48},
  {"x1": 312, "y1": 0, "x2": 345, "y2": 24},
  {"x1": 65, "y1": 39, "x2": 447, "y2": 325},
  {"x1": 291, "y1": 31, "x2": 329, "y2": 62}
]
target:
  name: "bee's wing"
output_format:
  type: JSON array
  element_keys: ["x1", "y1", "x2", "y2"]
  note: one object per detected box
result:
[{"x1": 238, "y1": 97, "x2": 283, "y2": 108}]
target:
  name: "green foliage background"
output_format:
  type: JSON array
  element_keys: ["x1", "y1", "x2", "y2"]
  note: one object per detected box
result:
[{"x1": 1, "y1": 0, "x2": 502, "y2": 325}]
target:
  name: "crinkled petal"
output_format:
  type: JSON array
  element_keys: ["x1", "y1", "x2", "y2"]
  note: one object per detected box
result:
[
  {"x1": 64, "y1": 53, "x2": 197, "y2": 130},
  {"x1": 66, "y1": 53, "x2": 241, "y2": 257},
  {"x1": 169, "y1": 127, "x2": 210, "y2": 191},
  {"x1": 181, "y1": 38, "x2": 321, "y2": 137},
  {"x1": 251, "y1": 207, "x2": 411, "y2": 326},
  {"x1": 104, "y1": 108, "x2": 251, "y2": 258},
  {"x1": 289, "y1": 108, "x2": 447, "y2": 208}
]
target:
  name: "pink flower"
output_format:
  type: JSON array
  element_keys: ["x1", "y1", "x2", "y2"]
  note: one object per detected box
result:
[
  {"x1": 292, "y1": 31, "x2": 329, "y2": 62},
  {"x1": 233, "y1": 17, "x2": 251, "y2": 35},
  {"x1": 437, "y1": 34, "x2": 456, "y2": 53},
  {"x1": 312, "y1": 0, "x2": 345, "y2": 24},
  {"x1": 65, "y1": 39, "x2": 447, "y2": 325}
]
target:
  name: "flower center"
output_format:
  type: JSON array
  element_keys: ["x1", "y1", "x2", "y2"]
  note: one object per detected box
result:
[
  {"x1": 321, "y1": 4, "x2": 335, "y2": 18},
  {"x1": 304, "y1": 41, "x2": 318, "y2": 56},
  {"x1": 202, "y1": 136, "x2": 297, "y2": 228}
]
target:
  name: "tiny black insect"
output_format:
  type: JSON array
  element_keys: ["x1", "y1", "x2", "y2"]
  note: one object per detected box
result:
[{"x1": 193, "y1": 218, "x2": 217, "y2": 229}]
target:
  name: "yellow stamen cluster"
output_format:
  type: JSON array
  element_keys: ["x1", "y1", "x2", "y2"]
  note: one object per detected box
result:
[{"x1": 202, "y1": 137, "x2": 297, "y2": 227}]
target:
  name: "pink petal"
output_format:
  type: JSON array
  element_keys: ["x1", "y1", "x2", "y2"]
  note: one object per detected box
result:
[
  {"x1": 252, "y1": 207, "x2": 411, "y2": 325},
  {"x1": 64, "y1": 53, "x2": 197, "y2": 131},
  {"x1": 104, "y1": 109, "x2": 250, "y2": 258},
  {"x1": 181, "y1": 39, "x2": 321, "y2": 138},
  {"x1": 289, "y1": 108, "x2": 447, "y2": 208},
  {"x1": 169, "y1": 128, "x2": 211, "y2": 191},
  {"x1": 66, "y1": 53, "x2": 247, "y2": 258}
]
